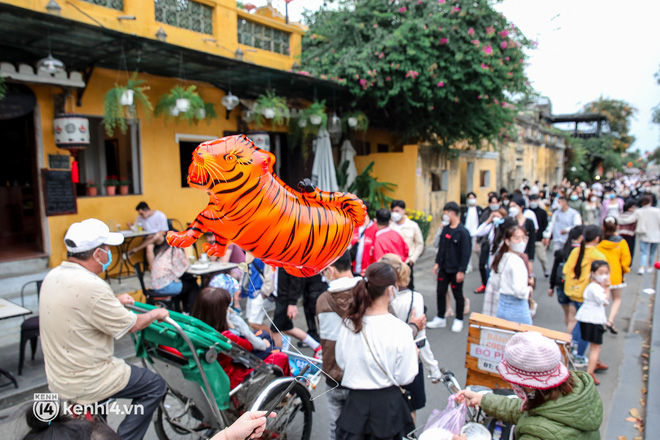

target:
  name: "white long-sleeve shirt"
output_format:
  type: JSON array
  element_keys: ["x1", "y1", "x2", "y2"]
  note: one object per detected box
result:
[
  {"x1": 336, "y1": 314, "x2": 418, "y2": 389},
  {"x1": 575, "y1": 282, "x2": 609, "y2": 324},
  {"x1": 390, "y1": 290, "x2": 442, "y2": 380},
  {"x1": 498, "y1": 252, "x2": 530, "y2": 300},
  {"x1": 391, "y1": 217, "x2": 425, "y2": 263}
]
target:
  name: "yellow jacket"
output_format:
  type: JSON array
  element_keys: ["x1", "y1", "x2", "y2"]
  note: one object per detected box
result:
[
  {"x1": 597, "y1": 237, "x2": 632, "y2": 286},
  {"x1": 563, "y1": 246, "x2": 607, "y2": 302}
]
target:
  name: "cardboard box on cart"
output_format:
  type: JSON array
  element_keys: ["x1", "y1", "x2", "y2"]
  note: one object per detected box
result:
[{"x1": 465, "y1": 313, "x2": 572, "y2": 390}]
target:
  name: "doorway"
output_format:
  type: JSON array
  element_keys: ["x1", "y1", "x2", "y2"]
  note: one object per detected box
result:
[{"x1": 0, "y1": 111, "x2": 43, "y2": 260}]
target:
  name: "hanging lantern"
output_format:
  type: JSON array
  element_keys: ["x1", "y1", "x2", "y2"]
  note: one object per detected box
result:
[
  {"x1": 222, "y1": 93, "x2": 240, "y2": 111},
  {"x1": 53, "y1": 114, "x2": 90, "y2": 150},
  {"x1": 248, "y1": 131, "x2": 271, "y2": 152},
  {"x1": 328, "y1": 112, "x2": 343, "y2": 144}
]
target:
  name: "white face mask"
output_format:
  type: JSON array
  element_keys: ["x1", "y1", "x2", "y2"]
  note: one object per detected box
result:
[
  {"x1": 594, "y1": 274, "x2": 609, "y2": 284},
  {"x1": 489, "y1": 203, "x2": 500, "y2": 211},
  {"x1": 388, "y1": 285, "x2": 399, "y2": 303},
  {"x1": 529, "y1": 202, "x2": 538, "y2": 209},
  {"x1": 508, "y1": 207, "x2": 521, "y2": 218},
  {"x1": 467, "y1": 198, "x2": 477, "y2": 206},
  {"x1": 590, "y1": 197, "x2": 598, "y2": 203},
  {"x1": 509, "y1": 241, "x2": 527, "y2": 254},
  {"x1": 391, "y1": 212, "x2": 403, "y2": 223}
]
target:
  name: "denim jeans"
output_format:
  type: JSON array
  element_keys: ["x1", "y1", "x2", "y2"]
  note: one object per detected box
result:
[
  {"x1": 327, "y1": 385, "x2": 350, "y2": 440},
  {"x1": 497, "y1": 294, "x2": 532, "y2": 325},
  {"x1": 571, "y1": 301, "x2": 589, "y2": 357},
  {"x1": 153, "y1": 280, "x2": 182, "y2": 295},
  {"x1": 639, "y1": 241, "x2": 659, "y2": 267}
]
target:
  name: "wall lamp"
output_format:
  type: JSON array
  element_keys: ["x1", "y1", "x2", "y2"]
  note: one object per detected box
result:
[{"x1": 117, "y1": 15, "x2": 136, "y2": 20}]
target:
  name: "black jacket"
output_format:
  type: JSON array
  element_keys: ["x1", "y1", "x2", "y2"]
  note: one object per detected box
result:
[
  {"x1": 435, "y1": 223, "x2": 471, "y2": 273},
  {"x1": 460, "y1": 205, "x2": 485, "y2": 225},
  {"x1": 531, "y1": 207, "x2": 548, "y2": 242},
  {"x1": 277, "y1": 268, "x2": 303, "y2": 306}
]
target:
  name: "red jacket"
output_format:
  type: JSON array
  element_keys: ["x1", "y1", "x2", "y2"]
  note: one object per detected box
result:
[
  {"x1": 370, "y1": 227, "x2": 409, "y2": 266},
  {"x1": 351, "y1": 221, "x2": 378, "y2": 275}
]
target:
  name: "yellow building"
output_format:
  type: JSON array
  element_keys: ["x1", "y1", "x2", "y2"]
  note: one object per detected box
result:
[{"x1": 0, "y1": 0, "x2": 390, "y2": 272}]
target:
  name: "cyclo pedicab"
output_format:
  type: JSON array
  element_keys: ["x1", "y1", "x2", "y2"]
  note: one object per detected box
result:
[{"x1": 126, "y1": 302, "x2": 322, "y2": 440}]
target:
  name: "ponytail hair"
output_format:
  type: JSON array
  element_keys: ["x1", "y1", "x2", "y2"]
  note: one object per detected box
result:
[
  {"x1": 345, "y1": 262, "x2": 397, "y2": 333},
  {"x1": 573, "y1": 225, "x2": 603, "y2": 279},
  {"x1": 561, "y1": 225, "x2": 584, "y2": 260}
]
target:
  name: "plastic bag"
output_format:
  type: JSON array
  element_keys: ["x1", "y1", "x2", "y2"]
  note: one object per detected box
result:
[{"x1": 423, "y1": 394, "x2": 467, "y2": 435}]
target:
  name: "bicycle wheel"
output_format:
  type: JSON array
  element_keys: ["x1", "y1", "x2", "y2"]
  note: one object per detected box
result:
[
  {"x1": 251, "y1": 381, "x2": 313, "y2": 440},
  {"x1": 155, "y1": 389, "x2": 218, "y2": 440}
]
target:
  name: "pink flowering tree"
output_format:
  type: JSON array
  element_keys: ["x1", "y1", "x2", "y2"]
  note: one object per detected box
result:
[{"x1": 301, "y1": 0, "x2": 534, "y2": 148}]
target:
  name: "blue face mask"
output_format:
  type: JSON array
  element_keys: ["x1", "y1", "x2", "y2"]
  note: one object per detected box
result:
[
  {"x1": 493, "y1": 217, "x2": 505, "y2": 227},
  {"x1": 98, "y1": 248, "x2": 112, "y2": 272}
]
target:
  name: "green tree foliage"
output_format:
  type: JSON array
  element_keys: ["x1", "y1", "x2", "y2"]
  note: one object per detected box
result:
[
  {"x1": 582, "y1": 97, "x2": 636, "y2": 153},
  {"x1": 300, "y1": 0, "x2": 534, "y2": 149},
  {"x1": 565, "y1": 135, "x2": 623, "y2": 183}
]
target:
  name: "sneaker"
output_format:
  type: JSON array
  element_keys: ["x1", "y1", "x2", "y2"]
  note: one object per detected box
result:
[
  {"x1": 571, "y1": 354, "x2": 588, "y2": 368},
  {"x1": 529, "y1": 300, "x2": 538, "y2": 318},
  {"x1": 474, "y1": 285, "x2": 486, "y2": 294},
  {"x1": 451, "y1": 319, "x2": 464, "y2": 333},
  {"x1": 638, "y1": 267, "x2": 645, "y2": 275},
  {"x1": 313, "y1": 346, "x2": 323, "y2": 360},
  {"x1": 648, "y1": 267, "x2": 655, "y2": 273},
  {"x1": 427, "y1": 317, "x2": 447, "y2": 329}
]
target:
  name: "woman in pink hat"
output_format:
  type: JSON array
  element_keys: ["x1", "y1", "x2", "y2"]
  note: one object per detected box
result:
[{"x1": 456, "y1": 332, "x2": 602, "y2": 440}]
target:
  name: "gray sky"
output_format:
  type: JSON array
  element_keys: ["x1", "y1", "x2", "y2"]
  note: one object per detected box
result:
[{"x1": 253, "y1": 0, "x2": 660, "y2": 152}]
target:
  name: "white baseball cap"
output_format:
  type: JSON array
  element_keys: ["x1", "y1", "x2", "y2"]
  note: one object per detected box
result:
[{"x1": 64, "y1": 218, "x2": 124, "y2": 253}]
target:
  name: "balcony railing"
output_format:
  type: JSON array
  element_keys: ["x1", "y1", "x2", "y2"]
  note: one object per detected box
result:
[
  {"x1": 80, "y1": 0, "x2": 123, "y2": 10},
  {"x1": 155, "y1": 0, "x2": 213, "y2": 35},
  {"x1": 238, "y1": 18, "x2": 290, "y2": 55}
]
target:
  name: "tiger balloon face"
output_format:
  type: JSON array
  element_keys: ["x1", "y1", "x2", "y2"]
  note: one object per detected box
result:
[{"x1": 187, "y1": 135, "x2": 274, "y2": 191}]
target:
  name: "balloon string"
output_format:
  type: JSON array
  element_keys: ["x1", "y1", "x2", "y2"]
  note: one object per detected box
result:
[{"x1": 243, "y1": 271, "x2": 340, "y2": 402}]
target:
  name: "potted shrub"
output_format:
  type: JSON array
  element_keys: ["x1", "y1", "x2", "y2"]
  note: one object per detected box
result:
[
  {"x1": 305, "y1": 100, "x2": 327, "y2": 127},
  {"x1": 103, "y1": 72, "x2": 153, "y2": 136},
  {"x1": 343, "y1": 110, "x2": 369, "y2": 132},
  {"x1": 254, "y1": 91, "x2": 290, "y2": 128},
  {"x1": 104, "y1": 176, "x2": 119, "y2": 196},
  {"x1": 155, "y1": 85, "x2": 216, "y2": 124},
  {"x1": 86, "y1": 181, "x2": 98, "y2": 197},
  {"x1": 118, "y1": 178, "x2": 131, "y2": 195}
]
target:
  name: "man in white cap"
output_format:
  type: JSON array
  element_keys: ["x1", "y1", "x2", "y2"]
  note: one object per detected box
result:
[{"x1": 40, "y1": 218, "x2": 169, "y2": 440}]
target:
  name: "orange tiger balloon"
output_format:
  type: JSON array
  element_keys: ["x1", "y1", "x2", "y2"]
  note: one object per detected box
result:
[{"x1": 167, "y1": 134, "x2": 366, "y2": 277}]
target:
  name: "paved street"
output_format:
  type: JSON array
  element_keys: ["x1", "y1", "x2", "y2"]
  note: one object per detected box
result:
[{"x1": 0, "y1": 246, "x2": 652, "y2": 440}]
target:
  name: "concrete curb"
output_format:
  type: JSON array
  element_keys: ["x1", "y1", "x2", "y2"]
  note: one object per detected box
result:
[{"x1": 645, "y1": 275, "x2": 660, "y2": 437}]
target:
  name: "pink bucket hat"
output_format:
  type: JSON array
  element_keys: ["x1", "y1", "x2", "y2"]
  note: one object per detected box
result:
[{"x1": 497, "y1": 331, "x2": 569, "y2": 390}]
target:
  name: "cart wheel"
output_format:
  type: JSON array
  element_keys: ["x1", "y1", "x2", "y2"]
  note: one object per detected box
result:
[
  {"x1": 252, "y1": 381, "x2": 313, "y2": 440},
  {"x1": 155, "y1": 389, "x2": 218, "y2": 440}
]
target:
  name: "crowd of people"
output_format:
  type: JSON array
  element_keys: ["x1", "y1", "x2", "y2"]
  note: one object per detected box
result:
[{"x1": 27, "y1": 174, "x2": 660, "y2": 440}]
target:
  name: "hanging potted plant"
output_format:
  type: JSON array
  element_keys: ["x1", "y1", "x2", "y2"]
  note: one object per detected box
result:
[
  {"x1": 155, "y1": 85, "x2": 216, "y2": 124},
  {"x1": 301, "y1": 100, "x2": 327, "y2": 137},
  {"x1": 86, "y1": 181, "x2": 97, "y2": 197},
  {"x1": 104, "y1": 176, "x2": 119, "y2": 196},
  {"x1": 118, "y1": 178, "x2": 131, "y2": 195},
  {"x1": 342, "y1": 110, "x2": 369, "y2": 132},
  {"x1": 103, "y1": 72, "x2": 153, "y2": 136},
  {"x1": 254, "y1": 91, "x2": 290, "y2": 129}
]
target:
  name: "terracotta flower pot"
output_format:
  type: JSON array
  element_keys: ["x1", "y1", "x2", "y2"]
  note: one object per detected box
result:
[
  {"x1": 119, "y1": 185, "x2": 129, "y2": 195},
  {"x1": 106, "y1": 186, "x2": 116, "y2": 196},
  {"x1": 87, "y1": 186, "x2": 98, "y2": 197}
]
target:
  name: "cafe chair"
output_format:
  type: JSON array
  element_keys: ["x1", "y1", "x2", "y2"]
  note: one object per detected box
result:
[
  {"x1": 132, "y1": 262, "x2": 180, "y2": 312},
  {"x1": 167, "y1": 218, "x2": 184, "y2": 232},
  {"x1": 19, "y1": 280, "x2": 43, "y2": 375}
]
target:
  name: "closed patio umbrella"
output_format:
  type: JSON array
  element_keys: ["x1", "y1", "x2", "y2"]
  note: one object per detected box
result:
[
  {"x1": 311, "y1": 128, "x2": 339, "y2": 192},
  {"x1": 339, "y1": 139, "x2": 358, "y2": 191}
]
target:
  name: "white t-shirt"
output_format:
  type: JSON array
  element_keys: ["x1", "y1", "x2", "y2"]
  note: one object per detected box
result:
[
  {"x1": 135, "y1": 209, "x2": 169, "y2": 233},
  {"x1": 465, "y1": 206, "x2": 480, "y2": 236},
  {"x1": 576, "y1": 282, "x2": 609, "y2": 324},
  {"x1": 40, "y1": 262, "x2": 137, "y2": 404},
  {"x1": 336, "y1": 314, "x2": 418, "y2": 389}
]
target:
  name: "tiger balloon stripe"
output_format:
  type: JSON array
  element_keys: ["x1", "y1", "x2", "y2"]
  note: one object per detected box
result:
[{"x1": 167, "y1": 134, "x2": 366, "y2": 277}]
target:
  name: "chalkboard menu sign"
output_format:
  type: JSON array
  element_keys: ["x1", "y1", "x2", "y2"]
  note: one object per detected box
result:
[
  {"x1": 48, "y1": 154, "x2": 70, "y2": 170},
  {"x1": 41, "y1": 170, "x2": 77, "y2": 216}
]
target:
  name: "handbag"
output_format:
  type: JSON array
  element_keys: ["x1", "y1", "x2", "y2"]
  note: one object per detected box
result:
[{"x1": 361, "y1": 329, "x2": 414, "y2": 411}]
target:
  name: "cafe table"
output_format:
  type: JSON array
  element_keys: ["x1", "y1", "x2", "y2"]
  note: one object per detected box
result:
[
  {"x1": 0, "y1": 298, "x2": 32, "y2": 388},
  {"x1": 186, "y1": 261, "x2": 238, "y2": 276},
  {"x1": 107, "y1": 229, "x2": 153, "y2": 283}
]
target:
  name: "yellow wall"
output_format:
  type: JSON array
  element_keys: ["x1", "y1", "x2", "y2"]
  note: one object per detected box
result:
[
  {"x1": 35, "y1": 67, "x2": 292, "y2": 266},
  {"x1": 353, "y1": 144, "x2": 418, "y2": 210},
  {"x1": 8, "y1": 0, "x2": 302, "y2": 71}
]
